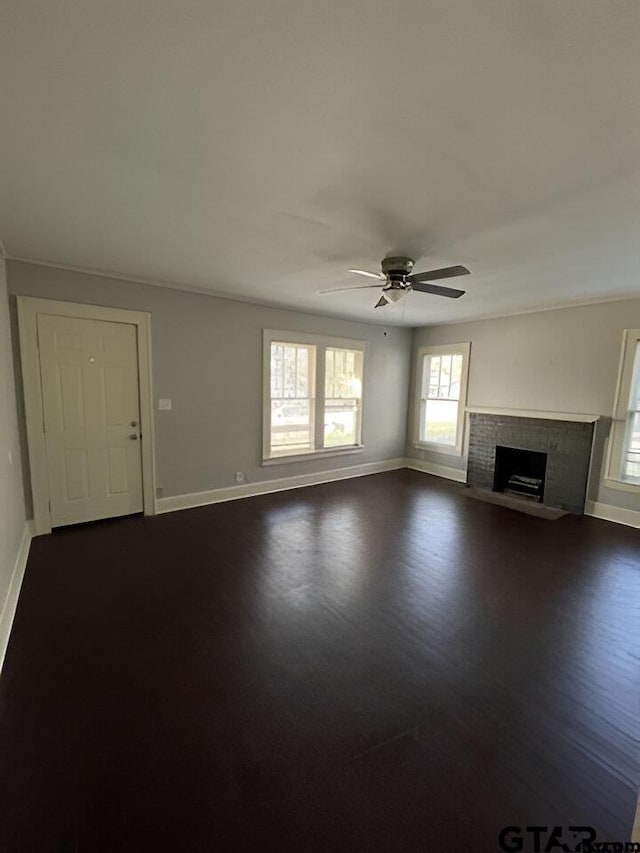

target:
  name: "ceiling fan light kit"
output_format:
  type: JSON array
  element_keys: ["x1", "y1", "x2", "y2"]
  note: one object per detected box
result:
[
  {"x1": 321, "y1": 256, "x2": 470, "y2": 309},
  {"x1": 381, "y1": 287, "x2": 408, "y2": 304}
]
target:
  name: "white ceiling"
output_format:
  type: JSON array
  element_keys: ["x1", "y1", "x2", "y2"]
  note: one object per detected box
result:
[{"x1": 1, "y1": 0, "x2": 640, "y2": 326}]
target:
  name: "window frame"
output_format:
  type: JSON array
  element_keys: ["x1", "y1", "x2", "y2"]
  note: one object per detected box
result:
[
  {"x1": 263, "y1": 329, "x2": 367, "y2": 464},
  {"x1": 413, "y1": 342, "x2": 471, "y2": 457},
  {"x1": 605, "y1": 328, "x2": 640, "y2": 492}
]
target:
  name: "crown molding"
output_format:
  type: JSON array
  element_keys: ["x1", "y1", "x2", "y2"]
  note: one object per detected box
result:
[
  {"x1": 7, "y1": 254, "x2": 640, "y2": 331},
  {"x1": 6, "y1": 256, "x2": 404, "y2": 328},
  {"x1": 417, "y1": 290, "x2": 640, "y2": 329}
]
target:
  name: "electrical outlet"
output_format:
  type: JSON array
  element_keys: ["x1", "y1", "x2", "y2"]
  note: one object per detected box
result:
[
  {"x1": 235, "y1": 471, "x2": 245, "y2": 485},
  {"x1": 156, "y1": 485, "x2": 164, "y2": 498}
]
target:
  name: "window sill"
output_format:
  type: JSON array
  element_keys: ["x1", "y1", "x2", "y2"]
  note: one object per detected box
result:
[
  {"x1": 263, "y1": 446, "x2": 365, "y2": 466},
  {"x1": 413, "y1": 441, "x2": 463, "y2": 458},
  {"x1": 603, "y1": 477, "x2": 640, "y2": 494}
]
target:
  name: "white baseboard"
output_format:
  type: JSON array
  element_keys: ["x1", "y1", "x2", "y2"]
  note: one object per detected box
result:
[
  {"x1": 585, "y1": 500, "x2": 640, "y2": 529},
  {"x1": 0, "y1": 521, "x2": 34, "y2": 676},
  {"x1": 155, "y1": 460, "x2": 637, "y2": 531},
  {"x1": 156, "y1": 458, "x2": 407, "y2": 514},
  {"x1": 405, "y1": 457, "x2": 468, "y2": 483}
]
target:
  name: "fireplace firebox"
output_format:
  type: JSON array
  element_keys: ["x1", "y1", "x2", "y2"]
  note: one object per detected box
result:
[{"x1": 493, "y1": 445, "x2": 548, "y2": 503}]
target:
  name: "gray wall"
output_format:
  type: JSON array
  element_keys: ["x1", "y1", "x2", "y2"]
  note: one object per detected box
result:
[
  {"x1": 408, "y1": 297, "x2": 640, "y2": 512},
  {"x1": 0, "y1": 257, "x2": 27, "y2": 620},
  {"x1": 8, "y1": 258, "x2": 640, "y2": 517},
  {"x1": 7, "y1": 261, "x2": 412, "y2": 507}
]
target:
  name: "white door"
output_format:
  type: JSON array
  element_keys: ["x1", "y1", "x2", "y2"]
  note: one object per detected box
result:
[{"x1": 37, "y1": 314, "x2": 143, "y2": 527}]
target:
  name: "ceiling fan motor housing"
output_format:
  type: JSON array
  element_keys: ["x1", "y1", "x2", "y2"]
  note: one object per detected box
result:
[
  {"x1": 381, "y1": 256, "x2": 415, "y2": 278},
  {"x1": 382, "y1": 256, "x2": 414, "y2": 289}
]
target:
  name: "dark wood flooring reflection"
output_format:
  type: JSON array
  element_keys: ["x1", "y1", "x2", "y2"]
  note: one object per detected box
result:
[{"x1": 0, "y1": 471, "x2": 638, "y2": 852}]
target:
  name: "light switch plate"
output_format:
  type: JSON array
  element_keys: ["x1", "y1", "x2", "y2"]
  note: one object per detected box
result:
[{"x1": 158, "y1": 399, "x2": 172, "y2": 411}]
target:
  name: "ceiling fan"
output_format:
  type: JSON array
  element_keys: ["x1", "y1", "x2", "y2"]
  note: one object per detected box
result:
[{"x1": 320, "y1": 256, "x2": 470, "y2": 308}]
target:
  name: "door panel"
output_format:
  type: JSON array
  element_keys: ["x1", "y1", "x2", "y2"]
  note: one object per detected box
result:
[
  {"x1": 64, "y1": 449, "x2": 89, "y2": 501},
  {"x1": 103, "y1": 366, "x2": 127, "y2": 424},
  {"x1": 58, "y1": 364, "x2": 85, "y2": 430},
  {"x1": 107, "y1": 446, "x2": 129, "y2": 495},
  {"x1": 37, "y1": 314, "x2": 143, "y2": 526}
]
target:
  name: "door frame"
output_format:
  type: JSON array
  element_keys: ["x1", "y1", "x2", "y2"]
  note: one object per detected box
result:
[{"x1": 17, "y1": 296, "x2": 157, "y2": 535}]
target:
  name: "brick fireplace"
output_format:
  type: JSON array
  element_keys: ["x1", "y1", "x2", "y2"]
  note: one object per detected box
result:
[{"x1": 467, "y1": 411, "x2": 597, "y2": 514}]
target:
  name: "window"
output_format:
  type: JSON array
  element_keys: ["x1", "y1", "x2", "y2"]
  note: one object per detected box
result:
[
  {"x1": 269, "y1": 341, "x2": 315, "y2": 456},
  {"x1": 607, "y1": 330, "x2": 640, "y2": 487},
  {"x1": 415, "y1": 342, "x2": 470, "y2": 455},
  {"x1": 264, "y1": 331, "x2": 365, "y2": 461}
]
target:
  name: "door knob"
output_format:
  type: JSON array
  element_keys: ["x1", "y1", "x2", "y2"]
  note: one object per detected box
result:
[
  {"x1": 129, "y1": 434, "x2": 138, "y2": 440},
  {"x1": 131, "y1": 420, "x2": 138, "y2": 427}
]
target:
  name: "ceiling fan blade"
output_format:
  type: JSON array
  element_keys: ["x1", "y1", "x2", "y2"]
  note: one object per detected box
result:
[
  {"x1": 374, "y1": 296, "x2": 388, "y2": 308},
  {"x1": 408, "y1": 265, "x2": 470, "y2": 284},
  {"x1": 348, "y1": 269, "x2": 386, "y2": 280},
  {"x1": 411, "y1": 282, "x2": 466, "y2": 299},
  {"x1": 319, "y1": 284, "x2": 385, "y2": 294}
]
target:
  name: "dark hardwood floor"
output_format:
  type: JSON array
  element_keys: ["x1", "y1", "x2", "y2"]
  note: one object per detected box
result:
[{"x1": 0, "y1": 470, "x2": 638, "y2": 852}]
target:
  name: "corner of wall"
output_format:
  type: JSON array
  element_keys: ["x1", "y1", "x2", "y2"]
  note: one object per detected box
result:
[
  {"x1": 0, "y1": 522, "x2": 34, "y2": 676},
  {"x1": 0, "y1": 252, "x2": 31, "y2": 676}
]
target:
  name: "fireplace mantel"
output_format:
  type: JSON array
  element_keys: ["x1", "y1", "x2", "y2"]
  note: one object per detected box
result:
[{"x1": 465, "y1": 406, "x2": 599, "y2": 424}]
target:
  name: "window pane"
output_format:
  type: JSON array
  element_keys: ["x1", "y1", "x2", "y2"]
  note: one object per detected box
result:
[
  {"x1": 270, "y1": 342, "x2": 312, "y2": 399},
  {"x1": 271, "y1": 400, "x2": 313, "y2": 455},
  {"x1": 422, "y1": 352, "x2": 463, "y2": 401},
  {"x1": 423, "y1": 356, "x2": 436, "y2": 397},
  {"x1": 325, "y1": 347, "x2": 362, "y2": 399},
  {"x1": 628, "y1": 342, "x2": 640, "y2": 410},
  {"x1": 324, "y1": 400, "x2": 359, "y2": 447},
  {"x1": 429, "y1": 356, "x2": 441, "y2": 385},
  {"x1": 422, "y1": 399, "x2": 459, "y2": 445},
  {"x1": 438, "y1": 354, "x2": 452, "y2": 398},
  {"x1": 450, "y1": 354, "x2": 463, "y2": 400},
  {"x1": 270, "y1": 342, "x2": 314, "y2": 455},
  {"x1": 617, "y1": 341, "x2": 640, "y2": 482},
  {"x1": 323, "y1": 347, "x2": 362, "y2": 448},
  {"x1": 622, "y1": 411, "x2": 640, "y2": 482}
]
